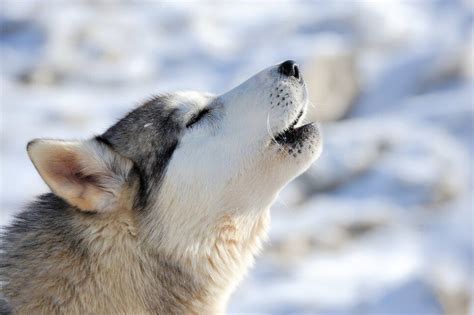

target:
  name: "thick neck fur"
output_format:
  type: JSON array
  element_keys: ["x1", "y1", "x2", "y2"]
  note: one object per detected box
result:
[
  {"x1": 87, "y1": 205, "x2": 270, "y2": 314},
  {"x1": 139, "y1": 206, "x2": 271, "y2": 313},
  {"x1": 1, "y1": 194, "x2": 270, "y2": 314}
]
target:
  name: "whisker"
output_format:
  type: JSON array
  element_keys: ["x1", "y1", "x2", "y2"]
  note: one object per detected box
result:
[
  {"x1": 274, "y1": 196, "x2": 290, "y2": 210},
  {"x1": 307, "y1": 101, "x2": 317, "y2": 110},
  {"x1": 266, "y1": 112, "x2": 292, "y2": 159},
  {"x1": 266, "y1": 113, "x2": 280, "y2": 147}
]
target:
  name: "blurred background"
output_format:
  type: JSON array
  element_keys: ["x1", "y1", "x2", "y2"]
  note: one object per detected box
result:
[{"x1": 0, "y1": 0, "x2": 473, "y2": 314}]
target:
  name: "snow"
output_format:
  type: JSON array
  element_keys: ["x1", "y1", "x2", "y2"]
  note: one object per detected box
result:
[{"x1": 1, "y1": 1, "x2": 473, "y2": 314}]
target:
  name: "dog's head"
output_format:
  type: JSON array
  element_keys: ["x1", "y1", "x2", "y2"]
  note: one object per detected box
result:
[{"x1": 27, "y1": 61, "x2": 322, "y2": 248}]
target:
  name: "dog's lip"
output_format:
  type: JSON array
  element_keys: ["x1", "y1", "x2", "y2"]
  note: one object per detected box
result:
[
  {"x1": 274, "y1": 109, "x2": 304, "y2": 138},
  {"x1": 288, "y1": 109, "x2": 304, "y2": 129},
  {"x1": 273, "y1": 121, "x2": 315, "y2": 144},
  {"x1": 273, "y1": 108, "x2": 316, "y2": 143}
]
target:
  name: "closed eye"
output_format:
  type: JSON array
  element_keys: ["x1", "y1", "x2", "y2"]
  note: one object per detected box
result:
[{"x1": 186, "y1": 108, "x2": 210, "y2": 128}]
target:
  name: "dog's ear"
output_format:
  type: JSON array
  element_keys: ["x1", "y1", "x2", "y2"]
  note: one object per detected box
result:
[{"x1": 27, "y1": 138, "x2": 134, "y2": 212}]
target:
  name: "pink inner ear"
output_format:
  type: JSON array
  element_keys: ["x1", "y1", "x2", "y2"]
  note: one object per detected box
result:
[
  {"x1": 47, "y1": 151, "x2": 86, "y2": 187},
  {"x1": 46, "y1": 149, "x2": 108, "y2": 192},
  {"x1": 30, "y1": 142, "x2": 120, "y2": 212}
]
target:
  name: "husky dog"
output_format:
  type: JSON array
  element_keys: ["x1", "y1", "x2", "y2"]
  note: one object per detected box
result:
[{"x1": 0, "y1": 61, "x2": 322, "y2": 314}]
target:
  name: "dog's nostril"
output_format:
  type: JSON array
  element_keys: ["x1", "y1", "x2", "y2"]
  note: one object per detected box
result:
[{"x1": 278, "y1": 60, "x2": 300, "y2": 79}]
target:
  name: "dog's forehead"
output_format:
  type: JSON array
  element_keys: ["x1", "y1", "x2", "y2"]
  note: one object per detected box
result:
[
  {"x1": 128, "y1": 91, "x2": 214, "y2": 127},
  {"x1": 165, "y1": 91, "x2": 214, "y2": 115},
  {"x1": 104, "y1": 91, "x2": 213, "y2": 137}
]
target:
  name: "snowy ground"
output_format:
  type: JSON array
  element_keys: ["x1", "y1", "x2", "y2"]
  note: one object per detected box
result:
[{"x1": 1, "y1": 1, "x2": 473, "y2": 314}]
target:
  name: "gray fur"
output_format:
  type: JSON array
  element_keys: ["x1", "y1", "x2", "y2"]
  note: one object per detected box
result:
[
  {"x1": 100, "y1": 95, "x2": 183, "y2": 209},
  {"x1": 0, "y1": 297, "x2": 11, "y2": 315},
  {"x1": 0, "y1": 194, "x2": 204, "y2": 313},
  {"x1": 0, "y1": 95, "x2": 201, "y2": 313}
]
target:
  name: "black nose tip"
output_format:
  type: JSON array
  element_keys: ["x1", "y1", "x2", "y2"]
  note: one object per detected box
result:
[{"x1": 278, "y1": 60, "x2": 300, "y2": 79}]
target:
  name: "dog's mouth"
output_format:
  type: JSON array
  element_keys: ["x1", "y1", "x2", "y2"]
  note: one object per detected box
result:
[{"x1": 274, "y1": 109, "x2": 313, "y2": 144}]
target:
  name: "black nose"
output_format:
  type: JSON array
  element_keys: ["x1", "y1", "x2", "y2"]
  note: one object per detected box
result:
[{"x1": 278, "y1": 60, "x2": 300, "y2": 79}]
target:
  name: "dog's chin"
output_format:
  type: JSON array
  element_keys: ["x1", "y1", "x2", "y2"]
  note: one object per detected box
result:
[{"x1": 273, "y1": 122, "x2": 321, "y2": 160}]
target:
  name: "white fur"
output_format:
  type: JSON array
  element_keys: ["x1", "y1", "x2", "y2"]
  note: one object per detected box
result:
[{"x1": 141, "y1": 64, "x2": 322, "y2": 310}]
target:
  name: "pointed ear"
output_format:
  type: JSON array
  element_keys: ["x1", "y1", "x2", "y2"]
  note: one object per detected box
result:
[{"x1": 27, "y1": 138, "x2": 134, "y2": 212}]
